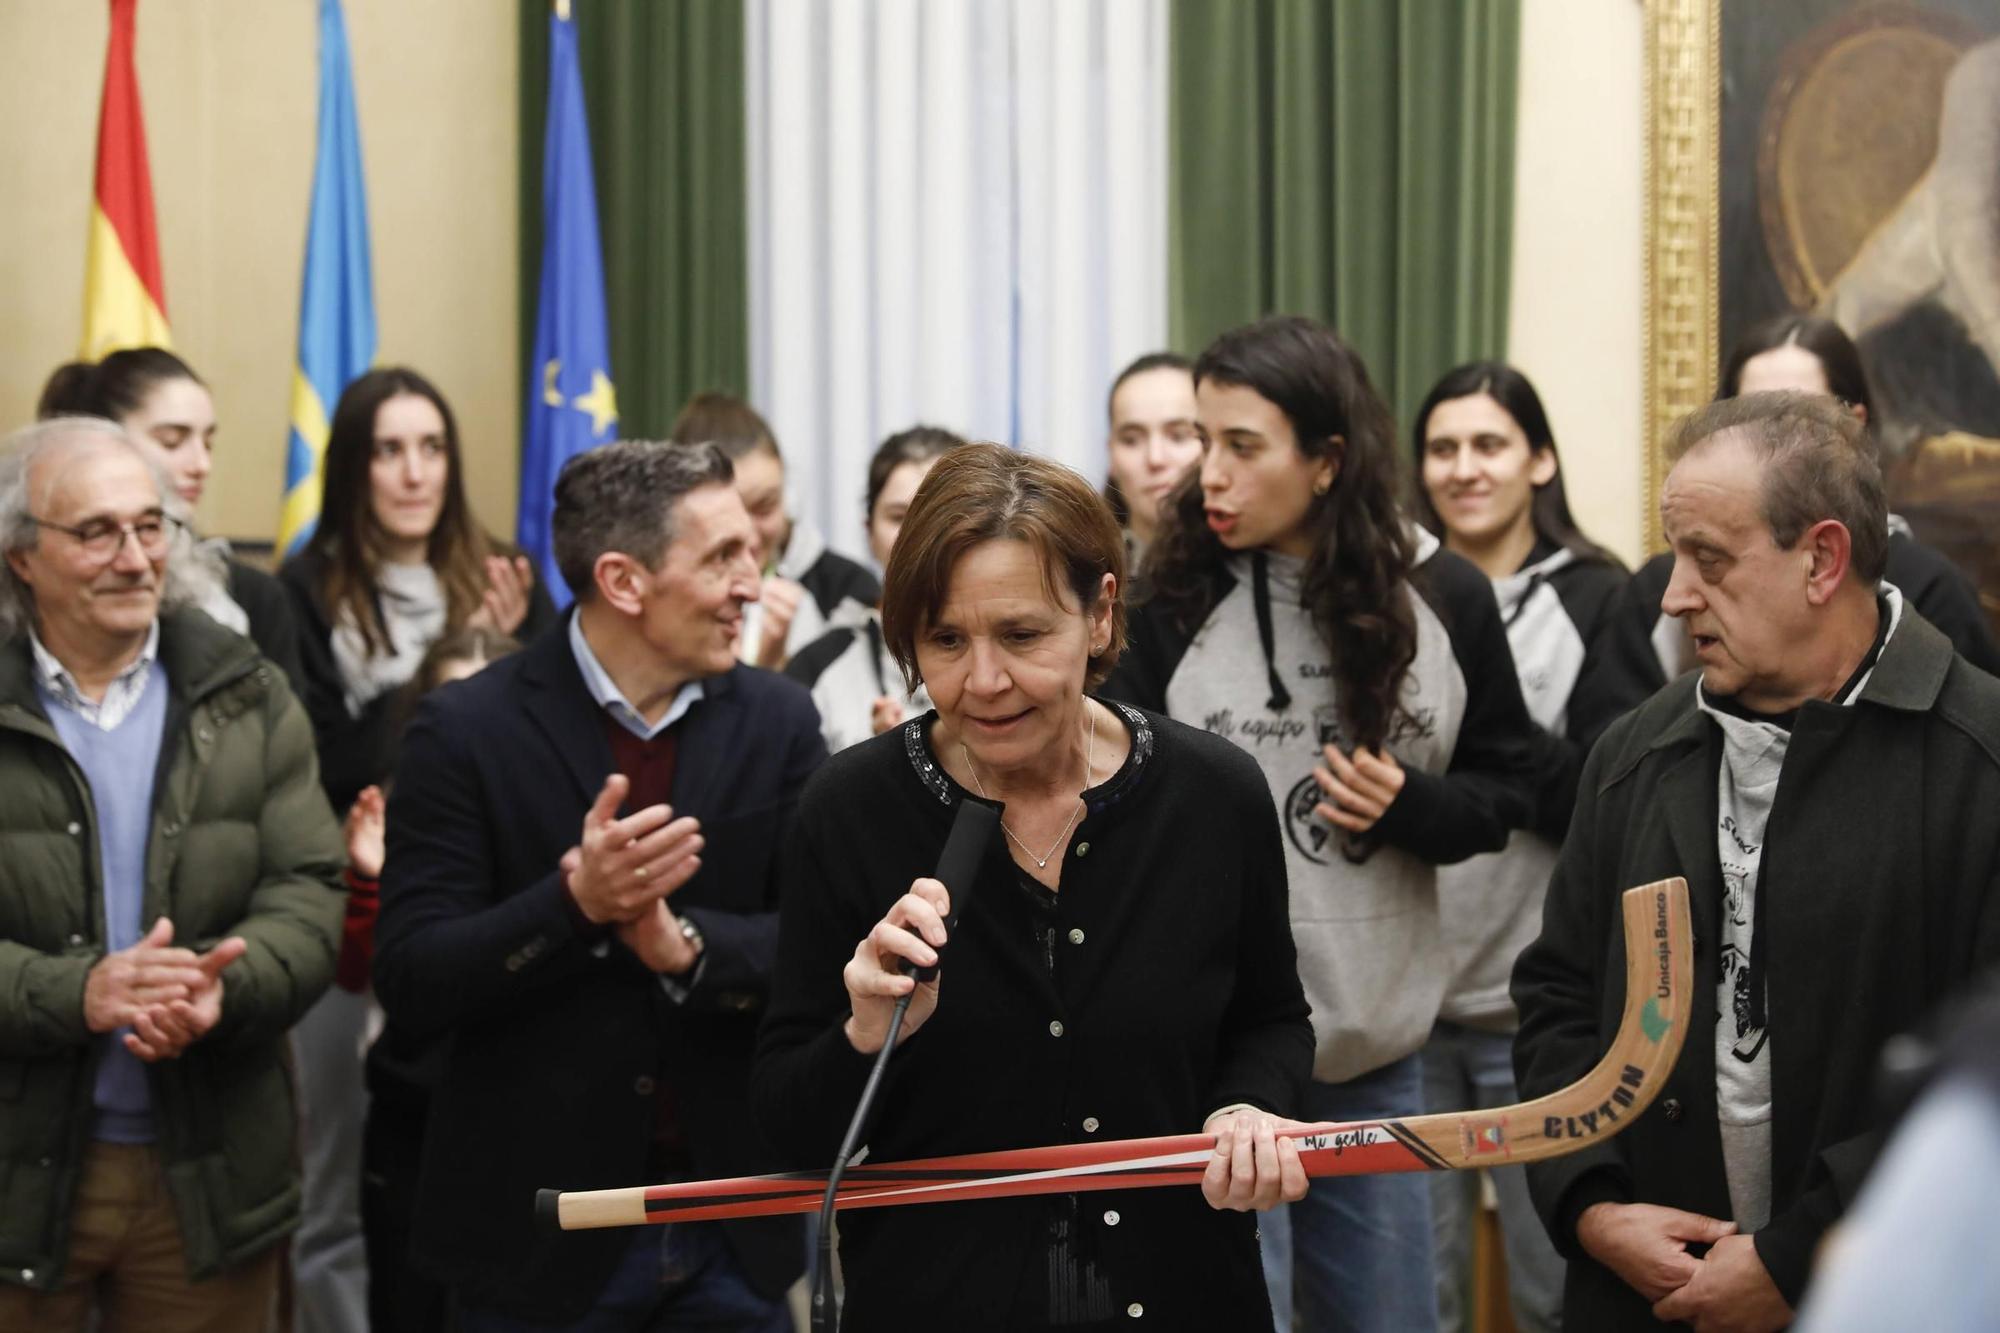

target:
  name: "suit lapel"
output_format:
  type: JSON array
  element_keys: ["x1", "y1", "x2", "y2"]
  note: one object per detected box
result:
[
  {"x1": 518, "y1": 624, "x2": 614, "y2": 808},
  {"x1": 670, "y1": 669, "x2": 738, "y2": 817}
]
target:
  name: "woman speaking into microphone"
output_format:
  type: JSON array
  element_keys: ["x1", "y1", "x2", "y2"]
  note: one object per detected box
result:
[{"x1": 753, "y1": 443, "x2": 1313, "y2": 1330}]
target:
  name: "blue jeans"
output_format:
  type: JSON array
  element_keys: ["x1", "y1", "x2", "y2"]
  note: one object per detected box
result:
[
  {"x1": 451, "y1": 1222, "x2": 790, "y2": 1333},
  {"x1": 1421, "y1": 1022, "x2": 1563, "y2": 1332},
  {"x1": 1259, "y1": 1053, "x2": 1437, "y2": 1333}
]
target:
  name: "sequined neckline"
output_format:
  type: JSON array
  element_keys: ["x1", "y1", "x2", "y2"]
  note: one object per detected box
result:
[{"x1": 902, "y1": 701, "x2": 1154, "y2": 810}]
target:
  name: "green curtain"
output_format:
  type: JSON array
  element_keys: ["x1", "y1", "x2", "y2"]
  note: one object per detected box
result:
[
  {"x1": 519, "y1": 1, "x2": 747, "y2": 439},
  {"x1": 1169, "y1": 0, "x2": 1518, "y2": 432}
]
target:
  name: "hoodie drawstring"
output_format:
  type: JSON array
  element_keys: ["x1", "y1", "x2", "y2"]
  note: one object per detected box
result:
[{"x1": 1251, "y1": 552, "x2": 1293, "y2": 713}]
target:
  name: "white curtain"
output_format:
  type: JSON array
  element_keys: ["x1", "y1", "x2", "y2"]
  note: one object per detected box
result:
[{"x1": 747, "y1": 0, "x2": 1169, "y2": 564}]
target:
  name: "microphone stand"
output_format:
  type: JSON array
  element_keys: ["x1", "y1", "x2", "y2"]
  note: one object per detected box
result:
[{"x1": 809, "y1": 797, "x2": 999, "y2": 1333}]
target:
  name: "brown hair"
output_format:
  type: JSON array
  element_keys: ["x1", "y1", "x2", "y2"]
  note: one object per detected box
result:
[
  {"x1": 1667, "y1": 390, "x2": 1888, "y2": 584},
  {"x1": 881, "y1": 442, "x2": 1127, "y2": 690},
  {"x1": 306, "y1": 366, "x2": 509, "y2": 658},
  {"x1": 669, "y1": 391, "x2": 779, "y2": 462}
]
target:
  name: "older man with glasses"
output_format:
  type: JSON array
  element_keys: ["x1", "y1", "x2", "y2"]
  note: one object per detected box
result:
[{"x1": 0, "y1": 417, "x2": 344, "y2": 1333}]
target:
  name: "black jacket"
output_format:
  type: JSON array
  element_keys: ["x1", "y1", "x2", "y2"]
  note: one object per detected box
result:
[
  {"x1": 753, "y1": 705, "x2": 1312, "y2": 1330},
  {"x1": 1567, "y1": 537, "x2": 2000, "y2": 752},
  {"x1": 373, "y1": 619, "x2": 826, "y2": 1320},
  {"x1": 223, "y1": 558, "x2": 306, "y2": 699},
  {"x1": 1511, "y1": 608, "x2": 2000, "y2": 1326},
  {"x1": 276, "y1": 546, "x2": 559, "y2": 813}
]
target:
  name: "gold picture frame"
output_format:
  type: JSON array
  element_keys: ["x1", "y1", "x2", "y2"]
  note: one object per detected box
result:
[{"x1": 1642, "y1": 0, "x2": 1719, "y2": 553}]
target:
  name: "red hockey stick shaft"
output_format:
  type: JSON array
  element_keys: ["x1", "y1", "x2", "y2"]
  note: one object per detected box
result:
[{"x1": 542, "y1": 878, "x2": 1690, "y2": 1232}]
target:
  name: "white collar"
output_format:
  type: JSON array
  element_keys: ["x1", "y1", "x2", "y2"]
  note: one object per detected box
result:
[
  {"x1": 30, "y1": 619, "x2": 160, "y2": 700},
  {"x1": 567, "y1": 612, "x2": 706, "y2": 741}
]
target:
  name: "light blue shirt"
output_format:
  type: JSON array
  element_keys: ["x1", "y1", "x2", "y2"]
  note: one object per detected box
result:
[{"x1": 567, "y1": 612, "x2": 705, "y2": 740}]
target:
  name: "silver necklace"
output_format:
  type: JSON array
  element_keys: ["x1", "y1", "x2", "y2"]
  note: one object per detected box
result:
[{"x1": 961, "y1": 703, "x2": 1097, "y2": 869}]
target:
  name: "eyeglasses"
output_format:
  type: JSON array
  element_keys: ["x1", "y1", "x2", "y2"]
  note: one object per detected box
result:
[{"x1": 29, "y1": 512, "x2": 184, "y2": 564}]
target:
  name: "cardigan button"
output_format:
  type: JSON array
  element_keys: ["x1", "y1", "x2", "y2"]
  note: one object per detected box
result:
[
  {"x1": 1068, "y1": 928, "x2": 1085, "y2": 945},
  {"x1": 1048, "y1": 1020, "x2": 1064, "y2": 1038},
  {"x1": 1126, "y1": 1302, "x2": 1143, "y2": 1318},
  {"x1": 634, "y1": 1076, "x2": 656, "y2": 1096},
  {"x1": 1074, "y1": 842, "x2": 1090, "y2": 858},
  {"x1": 1102, "y1": 1209, "x2": 1120, "y2": 1226},
  {"x1": 1082, "y1": 1117, "x2": 1100, "y2": 1133},
  {"x1": 1662, "y1": 1098, "x2": 1685, "y2": 1123}
]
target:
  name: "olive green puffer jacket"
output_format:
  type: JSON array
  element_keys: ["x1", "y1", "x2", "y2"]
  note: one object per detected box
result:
[{"x1": 0, "y1": 609, "x2": 345, "y2": 1290}]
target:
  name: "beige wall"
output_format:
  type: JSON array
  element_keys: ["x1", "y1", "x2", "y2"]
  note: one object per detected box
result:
[
  {"x1": 2, "y1": 3, "x2": 1647, "y2": 561},
  {"x1": 0, "y1": 0, "x2": 519, "y2": 551},
  {"x1": 1507, "y1": 0, "x2": 1648, "y2": 568}
]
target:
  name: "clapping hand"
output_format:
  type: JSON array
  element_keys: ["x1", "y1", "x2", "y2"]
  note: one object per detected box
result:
[
  {"x1": 565, "y1": 774, "x2": 704, "y2": 925},
  {"x1": 85, "y1": 917, "x2": 248, "y2": 1062},
  {"x1": 345, "y1": 785, "x2": 387, "y2": 880},
  {"x1": 468, "y1": 554, "x2": 535, "y2": 635},
  {"x1": 870, "y1": 695, "x2": 905, "y2": 735},
  {"x1": 755, "y1": 576, "x2": 804, "y2": 668}
]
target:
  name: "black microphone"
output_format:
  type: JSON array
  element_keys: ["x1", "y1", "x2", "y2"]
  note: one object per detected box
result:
[
  {"x1": 810, "y1": 796, "x2": 999, "y2": 1332},
  {"x1": 899, "y1": 797, "x2": 998, "y2": 983}
]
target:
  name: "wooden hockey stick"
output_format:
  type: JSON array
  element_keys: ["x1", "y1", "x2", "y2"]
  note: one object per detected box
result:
[{"x1": 541, "y1": 877, "x2": 1690, "y2": 1232}]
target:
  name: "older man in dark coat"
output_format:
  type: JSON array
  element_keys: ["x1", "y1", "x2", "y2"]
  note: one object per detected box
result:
[
  {"x1": 0, "y1": 418, "x2": 344, "y2": 1332},
  {"x1": 1513, "y1": 393, "x2": 2000, "y2": 1330}
]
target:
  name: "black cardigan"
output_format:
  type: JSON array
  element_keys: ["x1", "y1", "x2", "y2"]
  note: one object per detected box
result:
[
  {"x1": 276, "y1": 545, "x2": 558, "y2": 812},
  {"x1": 752, "y1": 703, "x2": 1312, "y2": 1331}
]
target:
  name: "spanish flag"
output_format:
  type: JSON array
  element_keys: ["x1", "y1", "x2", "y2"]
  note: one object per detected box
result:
[{"x1": 80, "y1": 0, "x2": 170, "y2": 359}]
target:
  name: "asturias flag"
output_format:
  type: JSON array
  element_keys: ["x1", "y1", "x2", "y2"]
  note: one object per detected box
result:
[
  {"x1": 520, "y1": 5, "x2": 618, "y2": 608},
  {"x1": 280, "y1": 0, "x2": 377, "y2": 557},
  {"x1": 81, "y1": 0, "x2": 170, "y2": 358}
]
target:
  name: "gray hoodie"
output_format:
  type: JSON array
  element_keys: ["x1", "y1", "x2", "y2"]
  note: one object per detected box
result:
[{"x1": 1109, "y1": 535, "x2": 1537, "y2": 1082}]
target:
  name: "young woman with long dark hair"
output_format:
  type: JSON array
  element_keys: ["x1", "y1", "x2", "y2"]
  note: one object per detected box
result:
[
  {"x1": 1106, "y1": 315, "x2": 1537, "y2": 1332},
  {"x1": 279, "y1": 366, "x2": 557, "y2": 814},
  {"x1": 1410, "y1": 360, "x2": 1628, "y2": 1333}
]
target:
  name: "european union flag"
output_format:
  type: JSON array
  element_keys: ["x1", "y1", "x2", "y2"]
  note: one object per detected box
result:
[
  {"x1": 280, "y1": 0, "x2": 375, "y2": 557},
  {"x1": 519, "y1": 6, "x2": 617, "y2": 609}
]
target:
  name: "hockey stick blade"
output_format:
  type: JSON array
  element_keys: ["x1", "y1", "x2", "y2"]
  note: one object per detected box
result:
[{"x1": 541, "y1": 877, "x2": 1690, "y2": 1231}]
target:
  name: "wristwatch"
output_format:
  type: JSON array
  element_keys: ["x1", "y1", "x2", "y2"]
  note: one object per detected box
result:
[{"x1": 676, "y1": 913, "x2": 706, "y2": 960}]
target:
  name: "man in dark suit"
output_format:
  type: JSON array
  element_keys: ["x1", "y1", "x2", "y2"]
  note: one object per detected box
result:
[{"x1": 373, "y1": 440, "x2": 826, "y2": 1330}]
